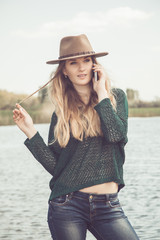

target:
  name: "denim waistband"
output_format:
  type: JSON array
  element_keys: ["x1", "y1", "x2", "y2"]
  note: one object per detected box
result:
[{"x1": 70, "y1": 191, "x2": 118, "y2": 201}]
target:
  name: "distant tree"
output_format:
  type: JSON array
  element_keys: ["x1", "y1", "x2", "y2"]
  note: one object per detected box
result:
[
  {"x1": 38, "y1": 87, "x2": 48, "y2": 104},
  {"x1": 126, "y1": 88, "x2": 140, "y2": 107},
  {"x1": 126, "y1": 88, "x2": 139, "y2": 101}
]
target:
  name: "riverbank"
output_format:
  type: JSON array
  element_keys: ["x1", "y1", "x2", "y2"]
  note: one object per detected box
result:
[
  {"x1": 129, "y1": 107, "x2": 160, "y2": 117},
  {"x1": 1, "y1": 107, "x2": 160, "y2": 126},
  {"x1": 0, "y1": 102, "x2": 54, "y2": 126}
]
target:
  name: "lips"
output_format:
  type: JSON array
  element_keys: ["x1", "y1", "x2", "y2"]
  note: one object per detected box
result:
[{"x1": 77, "y1": 74, "x2": 87, "y2": 78}]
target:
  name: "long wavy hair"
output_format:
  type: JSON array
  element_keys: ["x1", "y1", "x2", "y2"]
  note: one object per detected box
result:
[{"x1": 49, "y1": 56, "x2": 116, "y2": 147}]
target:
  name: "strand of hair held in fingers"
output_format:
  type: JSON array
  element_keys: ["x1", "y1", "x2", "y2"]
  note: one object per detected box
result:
[{"x1": 18, "y1": 78, "x2": 54, "y2": 105}]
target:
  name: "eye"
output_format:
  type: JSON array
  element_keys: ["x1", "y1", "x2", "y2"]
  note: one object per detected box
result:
[
  {"x1": 70, "y1": 61, "x2": 77, "y2": 65},
  {"x1": 84, "y1": 58, "x2": 91, "y2": 63}
]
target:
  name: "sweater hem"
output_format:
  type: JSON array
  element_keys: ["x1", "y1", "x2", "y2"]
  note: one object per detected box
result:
[{"x1": 49, "y1": 178, "x2": 125, "y2": 201}]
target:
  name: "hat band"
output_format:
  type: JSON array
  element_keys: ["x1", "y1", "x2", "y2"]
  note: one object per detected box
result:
[{"x1": 58, "y1": 51, "x2": 95, "y2": 60}]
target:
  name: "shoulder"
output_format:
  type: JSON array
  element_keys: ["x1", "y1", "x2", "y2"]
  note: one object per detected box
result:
[
  {"x1": 112, "y1": 88, "x2": 126, "y2": 97},
  {"x1": 112, "y1": 88, "x2": 127, "y2": 102}
]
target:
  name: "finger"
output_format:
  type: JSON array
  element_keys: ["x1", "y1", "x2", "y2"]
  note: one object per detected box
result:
[
  {"x1": 15, "y1": 103, "x2": 26, "y2": 113},
  {"x1": 15, "y1": 103, "x2": 21, "y2": 108},
  {"x1": 14, "y1": 112, "x2": 24, "y2": 121},
  {"x1": 93, "y1": 63, "x2": 101, "y2": 67},
  {"x1": 13, "y1": 109, "x2": 20, "y2": 113},
  {"x1": 13, "y1": 109, "x2": 20, "y2": 118},
  {"x1": 13, "y1": 109, "x2": 22, "y2": 117},
  {"x1": 13, "y1": 110, "x2": 24, "y2": 122},
  {"x1": 93, "y1": 67, "x2": 102, "y2": 72},
  {"x1": 13, "y1": 110, "x2": 21, "y2": 118},
  {"x1": 13, "y1": 115, "x2": 20, "y2": 122},
  {"x1": 13, "y1": 114, "x2": 21, "y2": 122},
  {"x1": 92, "y1": 63, "x2": 102, "y2": 69},
  {"x1": 15, "y1": 104, "x2": 28, "y2": 116}
]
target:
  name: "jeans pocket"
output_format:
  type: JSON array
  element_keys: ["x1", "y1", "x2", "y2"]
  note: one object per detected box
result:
[
  {"x1": 50, "y1": 194, "x2": 70, "y2": 206},
  {"x1": 108, "y1": 197, "x2": 121, "y2": 208}
]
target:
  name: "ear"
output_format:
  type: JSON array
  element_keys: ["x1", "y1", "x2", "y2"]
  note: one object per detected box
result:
[{"x1": 62, "y1": 66, "x2": 67, "y2": 76}]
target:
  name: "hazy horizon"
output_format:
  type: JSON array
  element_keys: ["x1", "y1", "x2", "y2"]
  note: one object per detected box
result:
[{"x1": 0, "y1": 0, "x2": 160, "y2": 101}]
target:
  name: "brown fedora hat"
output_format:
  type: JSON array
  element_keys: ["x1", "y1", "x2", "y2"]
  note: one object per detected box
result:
[{"x1": 46, "y1": 34, "x2": 108, "y2": 64}]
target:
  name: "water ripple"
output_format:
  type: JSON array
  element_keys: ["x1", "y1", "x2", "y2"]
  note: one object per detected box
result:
[{"x1": 0, "y1": 118, "x2": 160, "y2": 239}]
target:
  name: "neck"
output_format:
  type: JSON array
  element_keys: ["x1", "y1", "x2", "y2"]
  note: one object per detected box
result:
[{"x1": 74, "y1": 85, "x2": 91, "y2": 104}]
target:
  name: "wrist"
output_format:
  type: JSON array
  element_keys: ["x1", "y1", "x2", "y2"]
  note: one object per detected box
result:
[
  {"x1": 97, "y1": 89, "x2": 109, "y2": 102},
  {"x1": 24, "y1": 127, "x2": 37, "y2": 139}
]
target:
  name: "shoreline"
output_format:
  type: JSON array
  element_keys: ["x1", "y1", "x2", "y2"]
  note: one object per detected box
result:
[{"x1": 128, "y1": 107, "x2": 160, "y2": 117}]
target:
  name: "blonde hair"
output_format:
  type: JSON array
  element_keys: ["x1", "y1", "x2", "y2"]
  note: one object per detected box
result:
[{"x1": 49, "y1": 57, "x2": 116, "y2": 147}]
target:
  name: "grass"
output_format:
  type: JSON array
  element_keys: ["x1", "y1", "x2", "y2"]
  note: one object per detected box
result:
[
  {"x1": 0, "y1": 109, "x2": 52, "y2": 126},
  {"x1": 129, "y1": 107, "x2": 160, "y2": 117},
  {"x1": 0, "y1": 110, "x2": 15, "y2": 125}
]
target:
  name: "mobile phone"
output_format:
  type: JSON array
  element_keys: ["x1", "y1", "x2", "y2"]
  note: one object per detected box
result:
[
  {"x1": 94, "y1": 71, "x2": 98, "y2": 82},
  {"x1": 92, "y1": 61, "x2": 98, "y2": 81},
  {"x1": 92, "y1": 70, "x2": 98, "y2": 81}
]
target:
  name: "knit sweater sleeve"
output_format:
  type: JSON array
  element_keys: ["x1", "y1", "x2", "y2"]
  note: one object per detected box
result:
[
  {"x1": 24, "y1": 112, "x2": 59, "y2": 175},
  {"x1": 94, "y1": 88, "x2": 128, "y2": 143}
]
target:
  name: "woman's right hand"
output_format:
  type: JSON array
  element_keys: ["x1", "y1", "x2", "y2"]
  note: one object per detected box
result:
[{"x1": 13, "y1": 104, "x2": 37, "y2": 139}]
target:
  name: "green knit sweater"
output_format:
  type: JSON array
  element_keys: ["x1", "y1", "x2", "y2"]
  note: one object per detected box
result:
[{"x1": 24, "y1": 88, "x2": 128, "y2": 200}]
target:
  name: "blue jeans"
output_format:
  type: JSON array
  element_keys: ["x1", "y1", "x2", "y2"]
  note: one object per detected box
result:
[{"x1": 48, "y1": 191, "x2": 139, "y2": 240}]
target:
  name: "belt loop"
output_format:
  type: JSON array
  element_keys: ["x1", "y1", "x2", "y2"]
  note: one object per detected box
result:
[
  {"x1": 68, "y1": 192, "x2": 73, "y2": 200},
  {"x1": 105, "y1": 194, "x2": 109, "y2": 202}
]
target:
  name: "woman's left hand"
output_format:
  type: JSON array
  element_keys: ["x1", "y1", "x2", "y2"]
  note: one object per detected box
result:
[{"x1": 92, "y1": 64, "x2": 110, "y2": 101}]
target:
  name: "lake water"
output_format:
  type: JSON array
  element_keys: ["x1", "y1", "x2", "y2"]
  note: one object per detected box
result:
[{"x1": 0, "y1": 117, "x2": 160, "y2": 240}]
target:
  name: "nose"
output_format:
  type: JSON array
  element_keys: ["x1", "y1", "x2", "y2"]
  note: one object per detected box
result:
[{"x1": 78, "y1": 62, "x2": 85, "y2": 72}]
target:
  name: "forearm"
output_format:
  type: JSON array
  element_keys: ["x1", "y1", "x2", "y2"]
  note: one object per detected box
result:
[
  {"x1": 97, "y1": 88, "x2": 109, "y2": 102},
  {"x1": 23, "y1": 126, "x2": 37, "y2": 139},
  {"x1": 24, "y1": 132, "x2": 57, "y2": 175}
]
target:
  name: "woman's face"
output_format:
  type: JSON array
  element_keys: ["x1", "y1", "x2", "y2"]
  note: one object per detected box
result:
[{"x1": 63, "y1": 56, "x2": 93, "y2": 89}]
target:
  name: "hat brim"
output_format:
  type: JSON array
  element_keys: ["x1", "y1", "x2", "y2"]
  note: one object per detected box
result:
[{"x1": 46, "y1": 52, "x2": 109, "y2": 64}]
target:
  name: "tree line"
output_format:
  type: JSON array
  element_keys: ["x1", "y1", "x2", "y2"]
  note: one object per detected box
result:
[
  {"x1": 0, "y1": 88, "x2": 160, "y2": 125},
  {"x1": 0, "y1": 88, "x2": 53, "y2": 125},
  {"x1": 0, "y1": 88, "x2": 160, "y2": 110},
  {"x1": 0, "y1": 88, "x2": 49, "y2": 111},
  {"x1": 126, "y1": 88, "x2": 160, "y2": 108}
]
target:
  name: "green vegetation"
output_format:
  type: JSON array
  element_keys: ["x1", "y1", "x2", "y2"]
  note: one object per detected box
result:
[
  {"x1": 126, "y1": 88, "x2": 160, "y2": 117},
  {"x1": 129, "y1": 108, "x2": 160, "y2": 117},
  {"x1": 0, "y1": 88, "x2": 53, "y2": 126},
  {"x1": 0, "y1": 108, "x2": 53, "y2": 126},
  {"x1": 0, "y1": 110, "x2": 14, "y2": 125},
  {"x1": 0, "y1": 88, "x2": 160, "y2": 126}
]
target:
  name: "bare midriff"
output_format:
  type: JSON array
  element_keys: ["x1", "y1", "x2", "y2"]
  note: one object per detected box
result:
[{"x1": 79, "y1": 182, "x2": 118, "y2": 194}]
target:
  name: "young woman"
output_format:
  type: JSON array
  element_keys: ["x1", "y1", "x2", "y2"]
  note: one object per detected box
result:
[{"x1": 13, "y1": 34, "x2": 139, "y2": 240}]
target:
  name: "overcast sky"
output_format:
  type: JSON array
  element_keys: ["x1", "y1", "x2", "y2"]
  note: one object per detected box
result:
[{"x1": 0, "y1": 0, "x2": 160, "y2": 101}]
